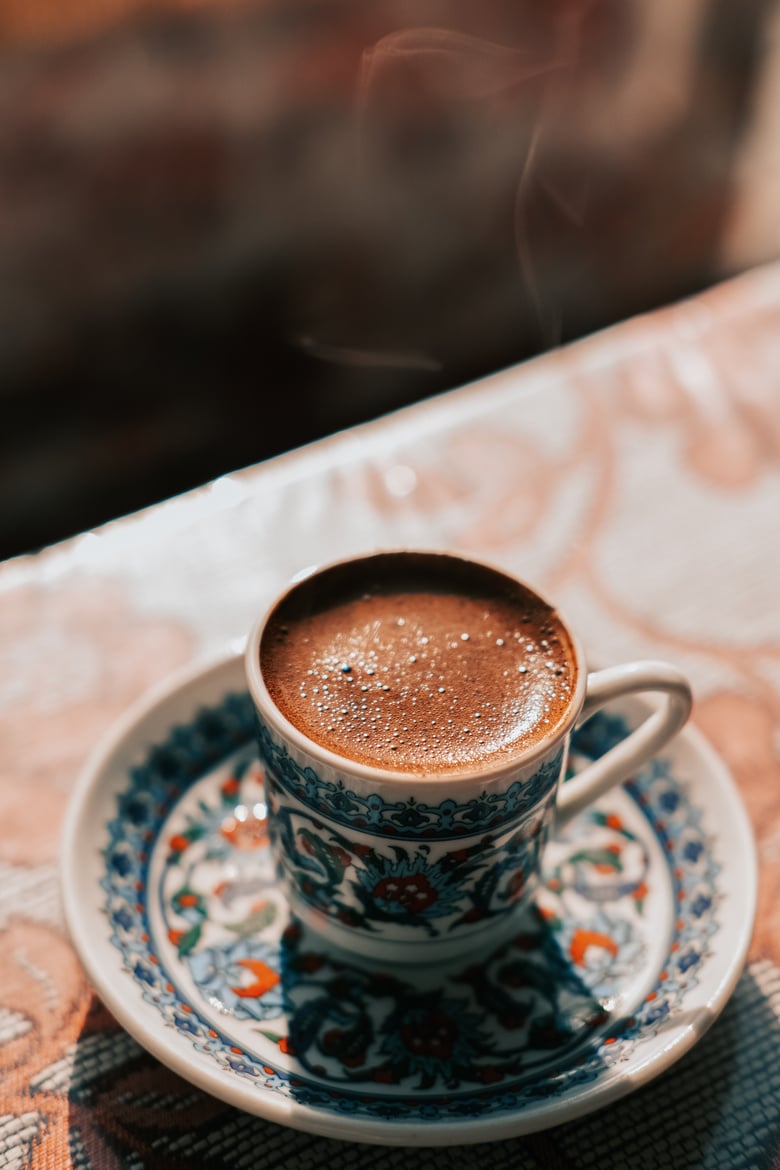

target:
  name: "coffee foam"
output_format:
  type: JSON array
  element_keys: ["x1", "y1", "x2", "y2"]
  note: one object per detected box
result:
[{"x1": 260, "y1": 555, "x2": 577, "y2": 775}]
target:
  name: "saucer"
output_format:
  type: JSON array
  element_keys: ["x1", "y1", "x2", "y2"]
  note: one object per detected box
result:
[{"x1": 61, "y1": 655, "x2": 756, "y2": 1146}]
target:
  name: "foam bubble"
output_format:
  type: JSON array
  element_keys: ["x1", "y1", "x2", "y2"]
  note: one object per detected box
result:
[{"x1": 261, "y1": 562, "x2": 576, "y2": 773}]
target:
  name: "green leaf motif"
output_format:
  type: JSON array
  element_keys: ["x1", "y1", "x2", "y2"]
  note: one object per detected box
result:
[
  {"x1": 569, "y1": 848, "x2": 624, "y2": 872},
  {"x1": 177, "y1": 922, "x2": 202, "y2": 958},
  {"x1": 226, "y1": 901, "x2": 278, "y2": 936},
  {"x1": 298, "y1": 828, "x2": 347, "y2": 883},
  {"x1": 171, "y1": 886, "x2": 208, "y2": 916}
]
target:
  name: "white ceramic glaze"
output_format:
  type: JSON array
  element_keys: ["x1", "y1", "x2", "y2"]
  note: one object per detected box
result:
[
  {"x1": 244, "y1": 552, "x2": 692, "y2": 961},
  {"x1": 61, "y1": 655, "x2": 755, "y2": 1147}
]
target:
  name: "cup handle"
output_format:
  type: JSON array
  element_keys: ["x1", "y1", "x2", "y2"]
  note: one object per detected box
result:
[{"x1": 555, "y1": 660, "x2": 692, "y2": 829}]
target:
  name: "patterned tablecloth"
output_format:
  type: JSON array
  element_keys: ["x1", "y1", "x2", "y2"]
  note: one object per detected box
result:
[{"x1": 2, "y1": 263, "x2": 779, "y2": 1168}]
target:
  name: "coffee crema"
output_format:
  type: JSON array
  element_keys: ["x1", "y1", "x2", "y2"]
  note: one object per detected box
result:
[{"x1": 260, "y1": 554, "x2": 578, "y2": 775}]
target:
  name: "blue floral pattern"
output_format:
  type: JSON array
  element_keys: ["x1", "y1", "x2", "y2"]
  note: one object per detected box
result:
[
  {"x1": 188, "y1": 938, "x2": 284, "y2": 1022},
  {"x1": 255, "y1": 713, "x2": 564, "y2": 838},
  {"x1": 266, "y1": 774, "x2": 555, "y2": 940},
  {"x1": 258, "y1": 713, "x2": 564, "y2": 943},
  {"x1": 101, "y1": 690, "x2": 721, "y2": 1126}
]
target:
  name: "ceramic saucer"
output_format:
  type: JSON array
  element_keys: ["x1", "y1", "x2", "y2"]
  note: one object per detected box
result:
[{"x1": 61, "y1": 655, "x2": 756, "y2": 1146}]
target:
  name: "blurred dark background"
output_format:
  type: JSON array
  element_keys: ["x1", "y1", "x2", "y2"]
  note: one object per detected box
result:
[{"x1": 2, "y1": 0, "x2": 779, "y2": 559}]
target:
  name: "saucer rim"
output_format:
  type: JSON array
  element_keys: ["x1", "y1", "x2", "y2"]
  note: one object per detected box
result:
[{"x1": 60, "y1": 653, "x2": 758, "y2": 1147}]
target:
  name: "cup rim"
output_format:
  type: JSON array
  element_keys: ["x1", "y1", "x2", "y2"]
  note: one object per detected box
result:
[{"x1": 244, "y1": 549, "x2": 588, "y2": 788}]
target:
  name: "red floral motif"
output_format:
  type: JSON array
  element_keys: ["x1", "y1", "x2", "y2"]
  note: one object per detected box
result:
[
  {"x1": 220, "y1": 811, "x2": 269, "y2": 851},
  {"x1": 229, "y1": 958, "x2": 280, "y2": 999},
  {"x1": 322, "y1": 1029, "x2": 366, "y2": 1068},
  {"x1": 400, "y1": 1009, "x2": 457, "y2": 1060},
  {"x1": 373, "y1": 873, "x2": 438, "y2": 912},
  {"x1": 506, "y1": 869, "x2": 526, "y2": 902},
  {"x1": 593, "y1": 845, "x2": 622, "y2": 874},
  {"x1": 336, "y1": 907, "x2": 363, "y2": 927},
  {"x1": 299, "y1": 834, "x2": 350, "y2": 867},
  {"x1": 220, "y1": 776, "x2": 241, "y2": 798},
  {"x1": 569, "y1": 929, "x2": 618, "y2": 968}
]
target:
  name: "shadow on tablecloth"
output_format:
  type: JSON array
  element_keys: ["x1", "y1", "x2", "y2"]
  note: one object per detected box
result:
[{"x1": 64, "y1": 959, "x2": 780, "y2": 1169}]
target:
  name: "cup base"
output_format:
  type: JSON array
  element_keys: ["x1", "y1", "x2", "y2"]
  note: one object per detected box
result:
[{"x1": 284, "y1": 879, "x2": 541, "y2": 968}]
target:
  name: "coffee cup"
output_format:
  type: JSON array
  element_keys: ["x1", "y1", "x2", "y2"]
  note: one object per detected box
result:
[{"x1": 244, "y1": 551, "x2": 692, "y2": 964}]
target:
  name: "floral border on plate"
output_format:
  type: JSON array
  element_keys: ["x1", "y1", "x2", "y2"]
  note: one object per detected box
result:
[{"x1": 101, "y1": 694, "x2": 720, "y2": 1122}]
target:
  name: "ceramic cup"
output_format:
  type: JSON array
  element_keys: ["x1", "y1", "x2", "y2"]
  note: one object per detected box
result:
[{"x1": 245, "y1": 551, "x2": 692, "y2": 964}]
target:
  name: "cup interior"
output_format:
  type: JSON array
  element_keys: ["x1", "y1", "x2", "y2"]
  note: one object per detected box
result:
[{"x1": 245, "y1": 550, "x2": 587, "y2": 785}]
